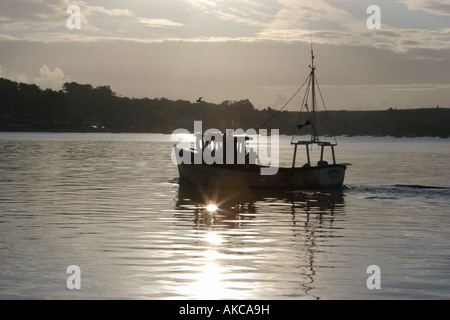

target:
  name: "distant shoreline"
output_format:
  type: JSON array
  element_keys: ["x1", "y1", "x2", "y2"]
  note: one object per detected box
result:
[
  {"x1": 1, "y1": 107, "x2": 447, "y2": 139},
  {"x1": 1, "y1": 77, "x2": 448, "y2": 138},
  {"x1": 1, "y1": 111, "x2": 448, "y2": 138},
  {"x1": 0, "y1": 130, "x2": 447, "y2": 140}
]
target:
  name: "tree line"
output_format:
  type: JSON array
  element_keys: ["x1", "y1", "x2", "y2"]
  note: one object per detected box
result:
[{"x1": 0, "y1": 77, "x2": 448, "y2": 137}]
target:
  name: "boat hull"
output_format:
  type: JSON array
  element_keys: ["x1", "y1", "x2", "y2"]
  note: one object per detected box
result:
[{"x1": 177, "y1": 161, "x2": 346, "y2": 188}]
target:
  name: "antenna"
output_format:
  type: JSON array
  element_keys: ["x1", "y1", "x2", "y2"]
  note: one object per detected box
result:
[{"x1": 309, "y1": 8, "x2": 314, "y2": 68}]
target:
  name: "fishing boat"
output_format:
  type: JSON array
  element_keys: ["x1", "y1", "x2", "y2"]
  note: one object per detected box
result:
[{"x1": 173, "y1": 44, "x2": 348, "y2": 189}]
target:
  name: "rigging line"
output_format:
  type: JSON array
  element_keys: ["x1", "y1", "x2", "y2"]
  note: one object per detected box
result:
[
  {"x1": 256, "y1": 75, "x2": 310, "y2": 130},
  {"x1": 291, "y1": 74, "x2": 312, "y2": 142},
  {"x1": 314, "y1": 74, "x2": 338, "y2": 145},
  {"x1": 313, "y1": 78, "x2": 327, "y2": 142},
  {"x1": 313, "y1": 78, "x2": 327, "y2": 140}
]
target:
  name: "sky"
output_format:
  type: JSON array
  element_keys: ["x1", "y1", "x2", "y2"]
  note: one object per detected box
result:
[{"x1": 0, "y1": 0, "x2": 449, "y2": 110}]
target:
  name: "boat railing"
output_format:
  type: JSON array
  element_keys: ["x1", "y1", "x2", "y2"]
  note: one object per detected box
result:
[{"x1": 291, "y1": 140, "x2": 337, "y2": 167}]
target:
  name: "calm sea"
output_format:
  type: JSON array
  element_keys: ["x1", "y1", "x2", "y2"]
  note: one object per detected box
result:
[{"x1": 0, "y1": 132, "x2": 449, "y2": 300}]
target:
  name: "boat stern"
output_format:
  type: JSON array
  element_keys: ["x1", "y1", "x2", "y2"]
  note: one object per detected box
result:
[{"x1": 316, "y1": 164, "x2": 346, "y2": 187}]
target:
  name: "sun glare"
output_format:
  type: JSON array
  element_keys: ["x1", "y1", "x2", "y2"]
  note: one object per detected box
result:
[{"x1": 205, "y1": 204, "x2": 218, "y2": 212}]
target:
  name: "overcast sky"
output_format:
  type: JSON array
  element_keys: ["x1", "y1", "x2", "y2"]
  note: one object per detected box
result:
[{"x1": 0, "y1": 0, "x2": 449, "y2": 110}]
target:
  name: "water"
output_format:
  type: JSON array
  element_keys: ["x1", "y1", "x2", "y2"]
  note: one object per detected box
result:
[{"x1": 0, "y1": 132, "x2": 449, "y2": 300}]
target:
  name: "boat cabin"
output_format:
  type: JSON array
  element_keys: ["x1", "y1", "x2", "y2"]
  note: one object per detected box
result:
[
  {"x1": 291, "y1": 140, "x2": 337, "y2": 168},
  {"x1": 190, "y1": 132, "x2": 256, "y2": 165}
]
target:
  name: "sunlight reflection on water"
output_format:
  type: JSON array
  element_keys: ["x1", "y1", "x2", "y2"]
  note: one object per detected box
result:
[{"x1": 0, "y1": 133, "x2": 449, "y2": 299}]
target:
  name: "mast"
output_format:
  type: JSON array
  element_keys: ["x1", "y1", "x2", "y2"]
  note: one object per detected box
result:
[
  {"x1": 309, "y1": 10, "x2": 318, "y2": 142},
  {"x1": 310, "y1": 52, "x2": 317, "y2": 141}
]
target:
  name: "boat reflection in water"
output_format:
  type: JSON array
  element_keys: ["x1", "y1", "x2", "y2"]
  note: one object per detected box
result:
[
  {"x1": 176, "y1": 181, "x2": 344, "y2": 225},
  {"x1": 173, "y1": 181, "x2": 345, "y2": 299}
]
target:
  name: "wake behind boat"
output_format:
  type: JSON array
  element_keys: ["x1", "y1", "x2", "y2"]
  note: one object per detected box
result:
[{"x1": 173, "y1": 41, "x2": 348, "y2": 189}]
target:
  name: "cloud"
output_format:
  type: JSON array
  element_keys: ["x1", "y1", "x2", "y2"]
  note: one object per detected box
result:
[
  {"x1": 84, "y1": 5, "x2": 134, "y2": 17},
  {"x1": 268, "y1": 0, "x2": 358, "y2": 30},
  {"x1": 34, "y1": 65, "x2": 66, "y2": 90},
  {"x1": 75, "y1": 2, "x2": 135, "y2": 32},
  {"x1": 0, "y1": 0, "x2": 69, "y2": 27},
  {"x1": 181, "y1": 0, "x2": 450, "y2": 53},
  {"x1": 184, "y1": 0, "x2": 276, "y2": 27},
  {"x1": 397, "y1": 0, "x2": 450, "y2": 16},
  {"x1": 253, "y1": 0, "x2": 450, "y2": 53},
  {"x1": 0, "y1": 0, "x2": 134, "y2": 31},
  {"x1": 0, "y1": 0, "x2": 448, "y2": 54},
  {"x1": 2, "y1": 64, "x2": 67, "y2": 90},
  {"x1": 137, "y1": 18, "x2": 184, "y2": 28}
]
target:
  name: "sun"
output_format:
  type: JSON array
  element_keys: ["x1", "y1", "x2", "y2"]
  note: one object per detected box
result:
[{"x1": 205, "y1": 204, "x2": 218, "y2": 212}]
